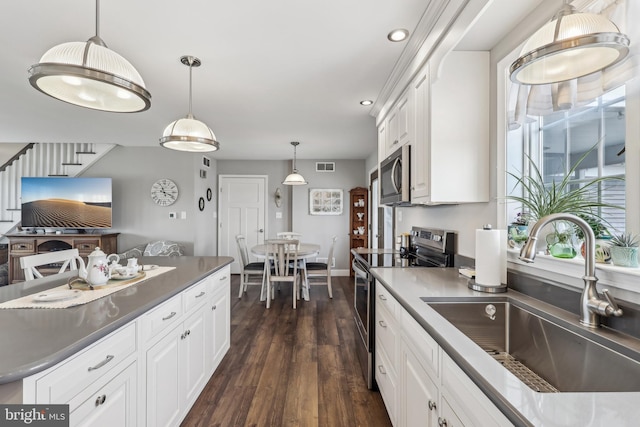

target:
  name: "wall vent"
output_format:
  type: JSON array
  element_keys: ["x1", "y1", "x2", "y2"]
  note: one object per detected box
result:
[{"x1": 316, "y1": 162, "x2": 335, "y2": 172}]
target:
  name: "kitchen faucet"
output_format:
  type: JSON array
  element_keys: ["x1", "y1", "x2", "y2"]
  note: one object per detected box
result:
[{"x1": 519, "y1": 213, "x2": 623, "y2": 328}]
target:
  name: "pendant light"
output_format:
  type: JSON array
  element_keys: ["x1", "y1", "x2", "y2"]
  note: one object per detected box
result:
[
  {"x1": 28, "y1": 0, "x2": 151, "y2": 113},
  {"x1": 159, "y1": 56, "x2": 220, "y2": 152},
  {"x1": 509, "y1": 2, "x2": 629, "y2": 85},
  {"x1": 283, "y1": 142, "x2": 307, "y2": 185}
]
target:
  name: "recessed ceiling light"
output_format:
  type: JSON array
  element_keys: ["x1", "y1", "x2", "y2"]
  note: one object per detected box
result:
[
  {"x1": 387, "y1": 29, "x2": 409, "y2": 42},
  {"x1": 360, "y1": 100, "x2": 373, "y2": 106}
]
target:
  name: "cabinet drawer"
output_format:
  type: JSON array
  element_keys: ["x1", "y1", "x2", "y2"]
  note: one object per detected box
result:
[
  {"x1": 142, "y1": 293, "x2": 183, "y2": 343},
  {"x1": 376, "y1": 283, "x2": 397, "y2": 319},
  {"x1": 376, "y1": 303, "x2": 398, "y2": 368},
  {"x1": 375, "y1": 345, "x2": 397, "y2": 426},
  {"x1": 209, "y1": 267, "x2": 231, "y2": 294},
  {"x1": 74, "y1": 240, "x2": 100, "y2": 254},
  {"x1": 36, "y1": 323, "x2": 136, "y2": 404},
  {"x1": 401, "y1": 308, "x2": 439, "y2": 378},
  {"x1": 10, "y1": 240, "x2": 35, "y2": 253},
  {"x1": 183, "y1": 279, "x2": 208, "y2": 313}
]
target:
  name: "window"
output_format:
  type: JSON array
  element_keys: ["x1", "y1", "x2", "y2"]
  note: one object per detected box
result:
[{"x1": 506, "y1": 85, "x2": 626, "y2": 233}]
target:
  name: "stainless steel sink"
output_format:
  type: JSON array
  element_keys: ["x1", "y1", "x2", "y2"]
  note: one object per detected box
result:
[{"x1": 424, "y1": 299, "x2": 640, "y2": 393}]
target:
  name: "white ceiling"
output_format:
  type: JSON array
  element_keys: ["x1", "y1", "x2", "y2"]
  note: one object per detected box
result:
[{"x1": 0, "y1": 0, "x2": 545, "y2": 161}]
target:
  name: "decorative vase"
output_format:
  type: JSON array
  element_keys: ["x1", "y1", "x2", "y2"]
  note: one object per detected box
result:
[
  {"x1": 545, "y1": 221, "x2": 577, "y2": 259},
  {"x1": 507, "y1": 225, "x2": 529, "y2": 249},
  {"x1": 610, "y1": 246, "x2": 639, "y2": 268}
]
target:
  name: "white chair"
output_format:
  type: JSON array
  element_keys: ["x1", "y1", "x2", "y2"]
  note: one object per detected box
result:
[
  {"x1": 305, "y1": 236, "x2": 337, "y2": 298},
  {"x1": 265, "y1": 239, "x2": 301, "y2": 309},
  {"x1": 276, "y1": 232, "x2": 302, "y2": 249},
  {"x1": 235, "y1": 235, "x2": 266, "y2": 298},
  {"x1": 20, "y1": 249, "x2": 84, "y2": 281}
]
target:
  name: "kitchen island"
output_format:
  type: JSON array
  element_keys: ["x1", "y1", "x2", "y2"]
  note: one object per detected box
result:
[
  {"x1": 371, "y1": 266, "x2": 640, "y2": 427},
  {"x1": 0, "y1": 255, "x2": 233, "y2": 426}
]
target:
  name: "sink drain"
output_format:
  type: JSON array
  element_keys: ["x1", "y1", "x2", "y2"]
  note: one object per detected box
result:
[{"x1": 487, "y1": 350, "x2": 559, "y2": 393}]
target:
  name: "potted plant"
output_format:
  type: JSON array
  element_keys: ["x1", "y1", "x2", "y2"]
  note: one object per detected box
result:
[
  {"x1": 507, "y1": 144, "x2": 623, "y2": 258},
  {"x1": 507, "y1": 212, "x2": 531, "y2": 249},
  {"x1": 575, "y1": 214, "x2": 613, "y2": 263},
  {"x1": 610, "y1": 233, "x2": 639, "y2": 268}
]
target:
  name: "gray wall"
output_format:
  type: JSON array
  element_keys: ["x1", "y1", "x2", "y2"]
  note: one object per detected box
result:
[
  {"x1": 83, "y1": 146, "x2": 217, "y2": 256},
  {"x1": 292, "y1": 159, "x2": 366, "y2": 270}
]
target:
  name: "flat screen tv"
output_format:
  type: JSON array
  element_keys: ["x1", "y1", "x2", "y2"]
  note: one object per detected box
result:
[{"x1": 21, "y1": 177, "x2": 112, "y2": 230}]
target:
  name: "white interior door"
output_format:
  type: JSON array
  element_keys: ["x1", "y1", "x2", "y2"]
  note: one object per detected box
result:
[{"x1": 218, "y1": 175, "x2": 267, "y2": 274}]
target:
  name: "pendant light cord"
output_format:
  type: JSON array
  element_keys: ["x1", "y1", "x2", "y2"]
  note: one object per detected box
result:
[
  {"x1": 188, "y1": 58, "x2": 194, "y2": 117},
  {"x1": 95, "y1": 0, "x2": 100, "y2": 38}
]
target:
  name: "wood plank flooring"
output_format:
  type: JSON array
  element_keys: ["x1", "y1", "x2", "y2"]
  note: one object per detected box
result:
[{"x1": 181, "y1": 275, "x2": 392, "y2": 427}]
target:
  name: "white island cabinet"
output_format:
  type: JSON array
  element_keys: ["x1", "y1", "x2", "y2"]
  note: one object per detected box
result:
[
  {"x1": 375, "y1": 280, "x2": 512, "y2": 427},
  {"x1": 20, "y1": 263, "x2": 231, "y2": 427}
]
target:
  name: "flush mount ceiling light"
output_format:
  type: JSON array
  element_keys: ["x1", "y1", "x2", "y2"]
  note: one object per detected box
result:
[
  {"x1": 360, "y1": 100, "x2": 373, "y2": 106},
  {"x1": 28, "y1": 0, "x2": 151, "y2": 113},
  {"x1": 509, "y1": 2, "x2": 630, "y2": 85},
  {"x1": 387, "y1": 29, "x2": 409, "y2": 42},
  {"x1": 160, "y1": 56, "x2": 220, "y2": 153},
  {"x1": 283, "y1": 141, "x2": 307, "y2": 185}
]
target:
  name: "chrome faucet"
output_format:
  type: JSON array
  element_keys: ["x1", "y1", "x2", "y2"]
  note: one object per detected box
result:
[{"x1": 519, "y1": 213, "x2": 623, "y2": 328}]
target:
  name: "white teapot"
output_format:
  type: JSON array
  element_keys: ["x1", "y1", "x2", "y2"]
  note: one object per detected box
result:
[{"x1": 78, "y1": 247, "x2": 120, "y2": 288}]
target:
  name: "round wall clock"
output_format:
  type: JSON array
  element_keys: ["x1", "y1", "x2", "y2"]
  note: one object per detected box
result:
[
  {"x1": 198, "y1": 197, "x2": 205, "y2": 211},
  {"x1": 206, "y1": 187, "x2": 212, "y2": 202},
  {"x1": 151, "y1": 179, "x2": 179, "y2": 206}
]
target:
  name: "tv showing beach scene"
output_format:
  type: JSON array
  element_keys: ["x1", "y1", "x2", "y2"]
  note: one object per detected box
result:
[{"x1": 21, "y1": 177, "x2": 112, "y2": 229}]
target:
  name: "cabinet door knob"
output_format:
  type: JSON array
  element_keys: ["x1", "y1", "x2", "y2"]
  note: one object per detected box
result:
[
  {"x1": 378, "y1": 320, "x2": 387, "y2": 328},
  {"x1": 95, "y1": 394, "x2": 107, "y2": 406},
  {"x1": 428, "y1": 400, "x2": 437, "y2": 411},
  {"x1": 377, "y1": 365, "x2": 386, "y2": 375},
  {"x1": 212, "y1": 305, "x2": 217, "y2": 310},
  {"x1": 378, "y1": 294, "x2": 387, "y2": 301},
  {"x1": 438, "y1": 417, "x2": 448, "y2": 427}
]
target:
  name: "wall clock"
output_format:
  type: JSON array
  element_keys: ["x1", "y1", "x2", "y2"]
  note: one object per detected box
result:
[
  {"x1": 198, "y1": 197, "x2": 205, "y2": 211},
  {"x1": 151, "y1": 179, "x2": 179, "y2": 206},
  {"x1": 206, "y1": 187, "x2": 212, "y2": 202}
]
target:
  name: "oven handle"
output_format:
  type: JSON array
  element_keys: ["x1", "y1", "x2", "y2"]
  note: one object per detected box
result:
[{"x1": 352, "y1": 259, "x2": 369, "y2": 279}]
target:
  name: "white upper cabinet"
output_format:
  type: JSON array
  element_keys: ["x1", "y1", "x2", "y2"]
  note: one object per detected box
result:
[
  {"x1": 411, "y1": 50, "x2": 490, "y2": 205},
  {"x1": 380, "y1": 89, "x2": 414, "y2": 162}
]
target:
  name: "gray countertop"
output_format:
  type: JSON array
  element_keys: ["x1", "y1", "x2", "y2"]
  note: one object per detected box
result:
[
  {"x1": 0, "y1": 256, "x2": 233, "y2": 384},
  {"x1": 371, "y1": 266, "x2": 640, "y2": 427}
]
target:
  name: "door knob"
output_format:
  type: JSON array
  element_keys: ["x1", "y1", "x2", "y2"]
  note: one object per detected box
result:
[{"x1": 259, "y1": 229, "x2": 264, "y2": 233}]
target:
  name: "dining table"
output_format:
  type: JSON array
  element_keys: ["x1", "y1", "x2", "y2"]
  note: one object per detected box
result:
[{"x1": 251, "y1": 242, "x2": 321, "y2": 302}]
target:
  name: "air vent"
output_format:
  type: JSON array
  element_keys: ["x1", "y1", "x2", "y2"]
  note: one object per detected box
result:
[{"x1": 316, "y1": 162, "x2": 335, "y2": 172}]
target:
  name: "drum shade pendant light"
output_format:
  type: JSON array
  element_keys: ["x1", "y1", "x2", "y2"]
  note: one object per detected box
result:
[
  {"x1": 283, "y1": 142, "x2": 307, "y2": 185},
  {"x1": 28, "y1": 0, "x2": 151, "y2": 113},
  {"x1": 160, "y1": 56, "x2": 220, "y2": 152},
  {"x1": 509, "y1": 2, "x2": 629, "y2": 85}
]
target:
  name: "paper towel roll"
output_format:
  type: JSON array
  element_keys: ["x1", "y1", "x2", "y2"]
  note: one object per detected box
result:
[{"x1": 475, "y1": 228, "x2": 506, "y2": 287}]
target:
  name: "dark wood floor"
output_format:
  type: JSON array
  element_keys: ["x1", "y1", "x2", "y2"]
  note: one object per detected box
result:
[{"x1": 181, "y1": 274, "x2": 392, "y2": 427}]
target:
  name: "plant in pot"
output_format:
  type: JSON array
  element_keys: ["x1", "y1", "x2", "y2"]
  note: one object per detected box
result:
[
  {"x1": 508, "y1": 212, "x2": 532, "y2": 249},
  {"x1": 610, "y1": 233, "x2": 639, "y2": 268},
  {"x1": 575, "y1": 214, "x2": 613, "y2": 263},
  {"x1": 507, "y1": 145, "x2": 623, "y2": 258}
]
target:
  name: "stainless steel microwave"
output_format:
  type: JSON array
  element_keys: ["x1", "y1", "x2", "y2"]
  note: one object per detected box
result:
[{"x1": 380, "y1": 145, "x2": 410, "y2": 205}]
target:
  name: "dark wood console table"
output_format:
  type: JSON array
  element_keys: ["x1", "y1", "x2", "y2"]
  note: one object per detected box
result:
[{"x1": 7, "y1": 233, "x2": 118, "y2": 283}]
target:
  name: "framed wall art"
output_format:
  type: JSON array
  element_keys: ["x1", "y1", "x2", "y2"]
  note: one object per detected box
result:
[{"x1": 309, "y1": 188, "x2": 343, "y2": 215}]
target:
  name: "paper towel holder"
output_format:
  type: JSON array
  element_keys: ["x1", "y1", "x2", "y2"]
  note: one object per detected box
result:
[
  {"x1": 468, "y1": 224, "x2": 508, "y2": 293},
  {"x1": 468, "y1": 279, "x2": 507, "y2": 293}
]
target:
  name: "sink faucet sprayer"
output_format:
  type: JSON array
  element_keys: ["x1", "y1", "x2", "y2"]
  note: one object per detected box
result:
[{"x1": 519, "y1": 213, "x2": 623, "y2": 328}]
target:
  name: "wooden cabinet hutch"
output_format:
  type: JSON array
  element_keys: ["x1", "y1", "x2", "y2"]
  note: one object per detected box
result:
[{"x1": 349, "y1": 187, "x2": 368, "y2": 276}]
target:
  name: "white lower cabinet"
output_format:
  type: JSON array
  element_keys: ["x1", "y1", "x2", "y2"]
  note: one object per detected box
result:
[
  {"x1": 375, "y1": 282, "x2": 513, "y2": 427},
  {"x1": 145, "y1": 306, "x2": 208, "y2": 427},
  {"x1": 22, "y1": 265, "x2": 232, "y2": 427}
]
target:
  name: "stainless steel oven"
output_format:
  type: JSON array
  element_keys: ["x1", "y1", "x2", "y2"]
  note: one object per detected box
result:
[{"x1": 352, "y1": 227, "x2": 456, "y2": 389}]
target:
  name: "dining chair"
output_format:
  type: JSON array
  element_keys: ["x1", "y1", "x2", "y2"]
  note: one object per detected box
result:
[
  {"x1": 265, "y1": 239, "x2": 300, "y2": 309},
  {"x1": 276, "y1": 232, "x2": 302, "y2": 249},
  {"x1": 20, "y1": 249, "x2": 84, "y2": 281},
  {"x1": 235, "y1": 235, "x2": 266, "y2": 298},
  {"x1": 305, "y1": 236, "x2": 337, "y2": 298}
]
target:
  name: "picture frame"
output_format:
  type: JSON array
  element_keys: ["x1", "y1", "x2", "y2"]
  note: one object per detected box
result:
[{"x1": 309, "y1": 188, "x2": 343, "y2": 215}]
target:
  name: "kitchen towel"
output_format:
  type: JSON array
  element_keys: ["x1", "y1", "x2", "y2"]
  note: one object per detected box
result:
[{"x1": 475, "y1": 228, "x2": 506, "y2": 287}]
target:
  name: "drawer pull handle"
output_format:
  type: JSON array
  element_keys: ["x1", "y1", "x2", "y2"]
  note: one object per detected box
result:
[
  {"x1": 378, "y1": 320, "x2": 387, "y2": 328},
  {"x1": 428, "y1": 400, "x2": 437, "y2": 411},
  {"x1": 220, "y1": 276, "x2": 228, "y2": 281},
  {"x1": 377, "y1": 365, "x2": 386, "y2": 375},
  {"x1": 378, "y1": 294, "x2": 387, "y2": 301},
  {"x1": 195, "y1": 291, "x2": 206, "y2": 298},
  {"x1": 162, "y1": 311, "x2": 177, "y2": 321},
  {"x1": 88, "y1": 355, "x2": 114, "y2": 372},
  {"x1": 438, "y1": 417, "x2": 448, "y2": 427}
]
